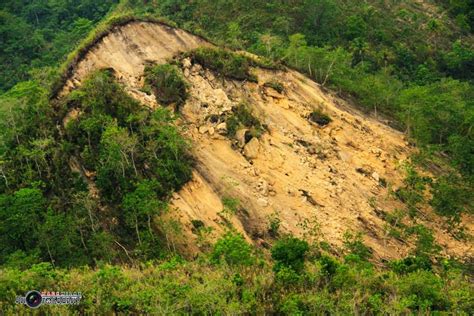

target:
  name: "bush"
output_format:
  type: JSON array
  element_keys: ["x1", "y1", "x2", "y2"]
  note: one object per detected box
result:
[
  {"x1": 318, "y1": 255, "x2": 340, "y2": 277},
  {"x1": 226, "y1": 103, "x2": 265, "y2": 138},
  {"x1": 211, "y1": 232, "x2": 254, "y2": 266},
  {"x1": 390, "y1": 255, "x2": 432, "y2": 274},
  {"x1": 271, "y1": 236, "x2": 309, "y2": 273},
  {"x1": 396, "y1": 270, "x2": 447, "y2": 311},
  {"x1": 342, "y1": 231, "x2": 372, "y2": 261},
  {"x1": 308, "y1": 109, "x2": 332, "y2": 126},
  {"x1": 264, "y1": 80, "x2": 284, "y2": 93},
  {"x1": 186, "y1": 47, "x2": 258, "y2": 82},
  {"x1": 430, "y1": 175, "x2": 471, "y2": 225},
  {"x1": 144, "y1": 64, "x2": 188, "y2": 108}
]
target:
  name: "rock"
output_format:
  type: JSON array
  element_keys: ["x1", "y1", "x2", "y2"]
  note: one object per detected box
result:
[
  {"x1": 205, "y1": 70, "x2": 215, "y2": 82},
  {"x1": 236, "y1": 129, "x2": 250, "y2": 148},
  {"x1": 265, "y1": 87, "x2": 284, "y2": 99},
  {"x1": 257, "y1": 179, "x2": 269, "y2": 196},
  {"x1": 208, "y1": 127, "x2": 215, "y2": 136},
  {"x1": 356, "y1": 165, "x2": 374, "y2": 176},
  {"x1": 243, "y1": 137, "x2": 260, "y2": 159},
  {"x1": 191, "y1": 63, "x2": 202, "y2": 74},
  {"x1": 257, "y1": 197, "x2": 269, "y2": 207},
  {"x1": 183, "y1": 68, "x2": 190, "y2": 78},
  {"x1": 371, "y1": 172, "x2": 380, "y2": 182},
  {"x1": 199, "y1": 126, "x2": 209, "y2": 134},
  {"x1": 182, "y1": 58, "x2": 192, "y2": 69},
  {"x1": 216, "y1": 122, "x2": 227, "y2": 134}
]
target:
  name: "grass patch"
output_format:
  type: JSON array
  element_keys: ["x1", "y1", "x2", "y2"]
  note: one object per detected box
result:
[
  {"x1": 185, "y1": 47, "x2": 258, "y2": 82},
  {"x1": 264, "y1": 80, "x2": 285, "y2": 93},
  {"x1": 308, "y1": 109, "x2": 332, "y2": 126},
  {"x1": 144, "y1": 64, "x2": 188, "y2": 108},
  {"x1": 226, "y1": 103, "x2": 265, "y2": 139}
]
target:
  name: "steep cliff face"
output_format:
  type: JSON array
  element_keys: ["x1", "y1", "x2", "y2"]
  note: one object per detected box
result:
[{"x1": 59, "y1": 21, "x2": 472, "y2": 261}]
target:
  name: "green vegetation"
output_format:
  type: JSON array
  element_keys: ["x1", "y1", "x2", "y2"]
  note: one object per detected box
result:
[
  {"x1": 0, "y1": 70, "x2": 192, "y2": 266},
  {"x1": 0, "y1": 1, "x2": 118, "y2": 93},
  {"x1": 185, "y1": 47, "x2": 258, "y2": 82},
  {"x1": 308, "y1": 109, "x2": 332, "y2": 126},
  {"x1": 144, "y1": 63, "x2": 188, "y2": 109},
  {"x1": 226, "y1": 103, "x2": 265, "y2": 139},
  {"x1": 1, "y1": 233, "x2": 472, "y2": 314},
  {"x1": 264, "y1": 80, "x2": 285, "y2": 93},
  {"x1": 1, "y1": 0, "x2": 473, "y2": 313}
]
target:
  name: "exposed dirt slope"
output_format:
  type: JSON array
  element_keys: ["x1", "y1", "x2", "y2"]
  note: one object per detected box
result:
[
  {"x1": 58, "y1": 21, "x2": 210, "y2": 97},
  {"x1": 60, "y1": 21, "x2": 472, "y2": 261}
]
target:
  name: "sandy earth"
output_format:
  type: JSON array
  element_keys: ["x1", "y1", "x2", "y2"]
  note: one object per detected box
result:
[{"x1": 58, "y1": 21, "x2": 472, "y2": 261}]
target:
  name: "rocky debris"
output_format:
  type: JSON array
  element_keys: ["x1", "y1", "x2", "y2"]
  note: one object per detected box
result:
[
  {"x1": 299, "y1": 189, "x2": 323, "y2": 207},
  {"x1": 199, "y1": 125, "x2": 209, "y2": 134},
  {"x1": 356, "y1": 165, "x2": 374, "y2": 177},
  {"x1": 205, "y1": 70, "x2": 215, "y2": 82},
  {"x1": 243, "y1": 137, "x2": 260, "y2": 159},
  {"x1": 236, "y1": 129, "x2": 251, "y2": 148},
  {"x1": 216, "y1": 122, "x2": 227, "y2": 134},
  {"x1": 257, "y1": 197, "x2": 269, "y2": 207},
  {"x1": 265, "y1": 87, "x2": 284, "y2": 99},
  {"x1": 371, "y1": 148, "x2": 382, "y2": 157},
  {"x1": 257, "y1": 178, "x2": 269, "y2": 196},
  {"x1": 182, "y1": 57, "x2": 192, "y2": 69},
  {"x1": 191, "y1": 63, "x2": 202, "y2": 75},
  {"x1": 371, "y1": 172, "x2": 380, "y2": 182}
]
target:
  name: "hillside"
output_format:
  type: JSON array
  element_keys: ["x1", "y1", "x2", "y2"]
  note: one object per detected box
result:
[
  {"x1": 0, "y1": 1, "x2": 473, "y2": 314},
  {"x1": 52, "y1": 20, "x2": 472, "y2": 261}
]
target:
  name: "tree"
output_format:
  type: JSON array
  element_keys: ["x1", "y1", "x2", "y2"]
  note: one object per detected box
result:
[
  {"x1": 211, "y1": 232, "x2": 254, "y2": 266},
  {"x1": 123, "y1": 180, "x2": 166, "y2": 245},
  {"x1": 0, "y1": 188, "x2": 45, "y2": 262},
  {"x1": 271, "y1": 236, "x2": 309, "y2": 273}
]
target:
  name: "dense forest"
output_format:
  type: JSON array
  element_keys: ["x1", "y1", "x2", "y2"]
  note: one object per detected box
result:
[{"x1": 0, "y1": 0, "x2": 473, "y2": 314}]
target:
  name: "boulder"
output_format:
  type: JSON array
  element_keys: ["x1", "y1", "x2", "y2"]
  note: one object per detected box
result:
[
  {"x1": 216, "y1": 122, "x2": 227, "y2": 134},
  {"x1": 265, "y1": 87, "x2": 284, "y2": 99},
  {"x1": 182, "y1": 57, "x2": 192, "y2": 69},
  {"x1": 243, "y1": 137, "x2": 260, "y2": 159},
  {"x1": 199, "y1": 126, "x2": 209, "y2": 134},
  {"x1": 236, "y1": 129, "x2": 250, "y2": 148},
  {"x1": 257, "y1": 197, "x2": 269, "y2": 207}
]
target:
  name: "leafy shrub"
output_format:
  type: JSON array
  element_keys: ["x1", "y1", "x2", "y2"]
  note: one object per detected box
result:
[
  {"x1": 264, "y1": 80, "x2": 284, "y2": 93},
  {"x1": 186, "y1": 47, "x2": 258, "y2": 82},
  {"x1": 407, "y1": 225, "x2": 441, "y2": 257},
  {"x1": 144, "y1": 64, "x2": 188, "y2": 108},
  {"x1": 222, "y1": 196, "x2": 240, "y2": 214},
  {"x1": 271, "y1": 236, "x2": 309, "y2": 273},
  {"x1": 390, "y1": 256, "x2": 432, "y2": 274},
  {"x1": 342, "y1": 231, "x2": 372, "y2": 261},
  {"x1": 396, "y1": 270, "x2": 447, "y2": 311},
  {"x1": 308, "y1": 109, "x2": 332, "y2": 126},
  {"x1": 318, "y1": 254, "x2": 340, "y2": 277},
  {"x1": 226, "y1": 103, "x2": 265, "y2": 138},
  {"x1": 211, "y1": 232, "x2": 254, "y2": 266},
  {"x1": 430, "y1": 175, "x2": 471, "y2": 225},
  {"x1": 395, "y1": 165, "x2": 431, "y2": 217},
  {"x1": 267, "y1": 212, "x2": 281, "y2": 237}
]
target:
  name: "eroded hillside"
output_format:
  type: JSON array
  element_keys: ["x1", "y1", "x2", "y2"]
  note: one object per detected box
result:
[{"x1": 57, "y1": 21, "x2": 472, "y2": 261}]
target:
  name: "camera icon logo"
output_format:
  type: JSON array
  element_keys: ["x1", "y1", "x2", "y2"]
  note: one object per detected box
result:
[{"x1": 25, "y1": 290, "x2": 43, "y2": 308}]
